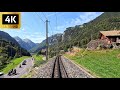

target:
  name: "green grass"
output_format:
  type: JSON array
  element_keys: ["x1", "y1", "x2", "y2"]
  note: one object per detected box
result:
[
  {"x1": 20, "y1": 55, "x2": 45, "y2": 78},
  {"x1": 0, "y1": 56, "x2": 30, "y2": 74},
  {"x1": 33, "y1": 55, "x2": 43, "y2": 61},
  {"x1": 64, "y1": 49, "x2": 120, "y2": 78},
  {"x1": 33, "y1": 55, "x2": 45, "y2": 67}
]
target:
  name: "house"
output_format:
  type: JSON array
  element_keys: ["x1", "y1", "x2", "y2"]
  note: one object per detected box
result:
[
  {"x1": 99, "y1": 30, "x2": 120, "y2": 44},
  {"x1": 87, "y1": 30, "x2": 120, "y2": 50},
  {"x1": 41, "y1": 49, "x2": 46, "y2": 55}
]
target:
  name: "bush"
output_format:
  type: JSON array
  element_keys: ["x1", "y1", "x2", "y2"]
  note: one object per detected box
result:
[
  {"x1": 34, "y1": 60, "x2": 45, "y2": 67},
  {"x1": 64, "y1": 47, "x2": 68, "y2": 52}
]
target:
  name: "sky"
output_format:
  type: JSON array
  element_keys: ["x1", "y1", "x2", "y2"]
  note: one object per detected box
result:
[{"x1": 0, "y1": 12, "x2": 103, "y2": 43}]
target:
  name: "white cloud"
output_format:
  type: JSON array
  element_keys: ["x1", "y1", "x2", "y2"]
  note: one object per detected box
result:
[
  {"x1": 55, "y1": 12, "x2": 103, "y2": 32},
  {"x1": 22, "y1": 32, "x2": 45, "y2": 43},
  {"x1": 57, "y1": 26, "x2": 66, "y2": 31},
  {"x1": 2, "y1": 12, "x2": 103, "y2": 43},
  {"x1": 70, "y1": 12, "x2": 102, "y2": 26},
  {"x1": 47, "y1": 12, "x2": 64, "y2": 18},
  {"x1": 30, "y1": 35, "x2": 45, "y2": 43},
  {"x1": 34, "y1": 32, "x2": 44, "y2": 35},
  {"x1": 31, "y1": 37, "x2": 45, "y2": 43},
  {"x1": 47, "y1": 12, "x2": 58, "y2": 17}
]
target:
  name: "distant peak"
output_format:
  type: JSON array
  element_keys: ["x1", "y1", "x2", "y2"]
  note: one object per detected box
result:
[
  {"x1": 14, "y1": 36, "x2": 20, "y2": 38},
  {"x1": 23, "y1": 39, "x2": 33, "y2": 43},
  {"x1": 14, "y1": 36, "x2": 22, "y2": 40},
  {"x1": 24, "y1": 38, "x2": 29, "y2": 40}
]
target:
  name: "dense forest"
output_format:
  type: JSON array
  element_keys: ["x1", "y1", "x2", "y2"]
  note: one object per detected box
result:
[
  {"x1": 0, "y1": 36, "x2": 31, "y2": 70},
  {"x1": 49, "y1": 12, "x2": 120, "y2": 57}
]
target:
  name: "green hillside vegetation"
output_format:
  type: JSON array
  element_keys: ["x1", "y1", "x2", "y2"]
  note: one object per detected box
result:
[
  {"x1": 0, "y1": 39, "x2": 31, "y2": 71},
  {"x1": 33, "y1": 54, "x2": 45, "y2": 67},
  {"x1": 29, "y1": 34, "x2": 62, "y2": 53},
  {"x1": 49, "y1": 12, "x2": 120, "y2": 57},
  {"x1": 64, "y1": 49, "x2": 120, "y2": 78},
  {"x1": 0, "y1": 56, "x2": 29, "y2": 74},
  {"x1": 62, "y1": 12, "x2": 120, "y2": 48}
]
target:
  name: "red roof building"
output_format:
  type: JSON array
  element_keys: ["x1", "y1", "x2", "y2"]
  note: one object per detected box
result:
[{"x1": 99, "y1": 30, "x2": 120, "y2": 44}]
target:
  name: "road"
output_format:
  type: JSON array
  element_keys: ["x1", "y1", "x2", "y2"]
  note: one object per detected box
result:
[{"x1": 4, "y1": 58, "x2": 34, "y2": 78}]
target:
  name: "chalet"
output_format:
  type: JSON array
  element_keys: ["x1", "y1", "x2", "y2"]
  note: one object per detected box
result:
[
  {"x1": 87, "y1": 30, "x2": 120, "y2": 50},
  {"x1": 41, "y1": 49, "x2": 46, "y2": 55},
  {"x1": 99, "y1": 30, "x2": 120, "y2": 44}
]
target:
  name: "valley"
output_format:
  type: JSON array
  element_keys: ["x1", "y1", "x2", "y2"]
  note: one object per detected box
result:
[{"x1": 1, "y1": 12, "x2": 120, "y2": 78}]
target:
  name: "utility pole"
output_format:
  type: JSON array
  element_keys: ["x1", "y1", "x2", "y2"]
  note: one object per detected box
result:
[{"x1": 46, "y1": 20, "x2": 49, "y2": 61}]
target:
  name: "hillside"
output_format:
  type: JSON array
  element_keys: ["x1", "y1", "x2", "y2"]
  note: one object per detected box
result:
[
  {"x1": 29, "y1": 12, "x2": 120, "y2": 57},
  {"x1": 29, "y1": 33, "x2": 62, "y2": 53},
  {"x1": 0, "y1": 31, "x2": 19, "y2": 46},
  {"x1": 62, "y1": 12, "x2": 120, "y2": 47},
  {"x1": 14, "y1": 36, "x2": 38, "y2": 51},
  {"x1": 49, "y1": 12, "x2": 120, "y2": 57},
  {"x1": 0, "y1": 31, "x2": 31, "y2": 70}
]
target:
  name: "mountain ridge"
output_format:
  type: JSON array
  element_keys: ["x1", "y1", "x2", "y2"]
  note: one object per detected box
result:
[
  {"x1": 0, "y1": 31, "x2": 31, "y2": 69},
  {"x1": 29, "y1": 33, "x2": 63, "y2": 53},
  {"x1": 14, "y1": 36, "x2": 39, "y2": 51},
  {"x1": 49, "y1": 12, "x2": 120, "y2": 57}
]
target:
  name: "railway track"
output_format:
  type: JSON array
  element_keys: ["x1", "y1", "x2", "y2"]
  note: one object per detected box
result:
[{"x1": 51, "y1": 55, "x2": 68, "y2": 78}]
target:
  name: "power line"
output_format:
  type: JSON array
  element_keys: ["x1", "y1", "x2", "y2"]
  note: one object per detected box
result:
[
  {"x1": 40, "y1": 12, "x2": 49, "y2": 60},
  {"x1": 46, "y1": 20, "x2": 49, "y2": 61},
  {"x1": 21, "y1": 22, "x2": 45, "y2": 36},
  {"x1": 55, "y1": 12, "x2": 57, "y2": 31},
  {"x1": 55, "y1": 12, "x2": 59, "y2": 56},
  {"x1": 49, "y1": 22, "x2": 54, "y2": 37},
  {"x1": 34, "y1": 12, "x2": 45, "y2": 23},
  {"x1": 41, "y1": 12, "x2": 48, "y2": 20},
  {"x1": 32, "y1": 13, "x2": 44, "y2": 27}
]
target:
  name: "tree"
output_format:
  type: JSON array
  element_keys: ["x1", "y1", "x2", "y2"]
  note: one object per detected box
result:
[{"x1": 64, "y1": 46, "x2": 68, "y2": 52}]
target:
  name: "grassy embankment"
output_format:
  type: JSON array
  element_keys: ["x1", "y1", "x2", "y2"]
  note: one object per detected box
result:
[
  {"x1": 0, "y1": 56, "x2": 29, "y2": 74},
  {"x1": 64, "y1": 49, "x2": 120, "y2": 78},
  {"x1": 20, "y1": 54, "x2": 45, "y2": 78},
  {"x1": 33, "y1": 54, "x2": 45, "y2": 67}
]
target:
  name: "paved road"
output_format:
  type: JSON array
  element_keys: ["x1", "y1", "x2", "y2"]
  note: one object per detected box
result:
[{"x1": 4, "y1": 58, "x2": 34, "y2": 78}]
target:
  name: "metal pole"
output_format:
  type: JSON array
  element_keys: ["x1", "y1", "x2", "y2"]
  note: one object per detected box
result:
[{"x1": 46, "y1": 20, "x2": 49, "y2": 60}]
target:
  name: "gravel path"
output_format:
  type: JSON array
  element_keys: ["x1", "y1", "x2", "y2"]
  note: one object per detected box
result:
[
  {"x1": 35, "y1": 56, "x2": 94, "y2": 78},
  {"x1": 61, "y1": 56, "x2": 93, "y2": 78},
  {"x1": 4, "y1": 58, "x2": 34, "y2": 78},
  {"x1": 35, "y1": 57, "x2": 56, "y2": 78}
]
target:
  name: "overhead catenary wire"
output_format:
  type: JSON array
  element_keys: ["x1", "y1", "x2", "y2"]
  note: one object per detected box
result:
[
  {"x1": 41, "y1": 12, "x2": 48, "y2": 20},
  {"x1": 40, "y1": 12, "x2": 49, "y2": 60},
  {"x1": 41, "y1": 12, "x2": 51, "y2": 36},
  {"x1": 22, "y1": 12, "x2": 46, "y2": 37},
  {"x1": 32, "y1": 13, "x2": 45, "y2": 26},
  {"x1": 41, "y1": 12, "x2": 54, "y2": 42},
  {"x1": 55, "y1": 12, "x2": 57, "y2": 32},
  {"x1": 34, "y1": 12, "x2": 45, "y2": 23},
  {"x1": 49, "y1": 22, "x2": 54, "y2": 38},
  {"x1": 55, "y1": 12, "x2": 59, "y2": 55},
  {"x1": 39, "y1": 12, "x2": 61, "y2": 56}
]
